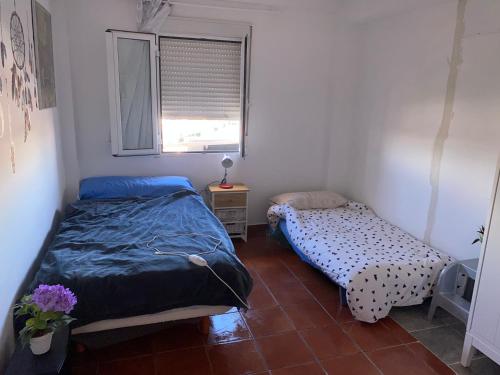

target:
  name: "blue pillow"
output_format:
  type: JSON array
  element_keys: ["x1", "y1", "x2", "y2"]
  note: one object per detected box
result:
[{"x1": 79, "y1": 176, "x2": 194, "y2": 200}]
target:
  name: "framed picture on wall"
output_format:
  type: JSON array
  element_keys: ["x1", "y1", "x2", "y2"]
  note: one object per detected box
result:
[{"x1": 32, "y1": 0, "x2": 56, "y2": 109}]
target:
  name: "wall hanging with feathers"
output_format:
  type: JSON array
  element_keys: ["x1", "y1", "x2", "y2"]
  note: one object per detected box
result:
[{"x1": 0, "y1": 0, "x2": 38, "y2": 174}]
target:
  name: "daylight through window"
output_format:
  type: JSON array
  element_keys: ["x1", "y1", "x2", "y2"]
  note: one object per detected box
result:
[{"x1": 159, "y1": 37, "x2": 245, "y2": 153}]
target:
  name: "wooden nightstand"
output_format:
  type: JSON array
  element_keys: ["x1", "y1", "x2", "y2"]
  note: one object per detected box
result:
[{"x1": 208, "y1": 184, "x2": 249, "y2": 242}]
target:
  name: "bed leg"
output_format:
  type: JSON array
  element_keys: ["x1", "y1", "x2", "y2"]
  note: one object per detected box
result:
[
  {"x1": 198, "y1": 316, "x2": 211, "y2": 335},
  {"x1": 339, "y1": 287, "x2": 348, "y2": 306}
]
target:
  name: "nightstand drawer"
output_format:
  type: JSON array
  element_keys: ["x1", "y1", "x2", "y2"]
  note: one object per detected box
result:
[
  {"x1": 215, "y1": 208, "x2": 246, "y2": 222},
  {"x1": 224, "y1": 222, "x2": 246, "y2": 235},
  {"x1": 214, "y1": 193, "x2": 247, "y2": 208}
]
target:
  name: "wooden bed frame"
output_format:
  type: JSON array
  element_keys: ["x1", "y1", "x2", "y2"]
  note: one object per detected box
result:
[{"x1": 71, "y1": 305, "x2": 232, "y2": 335}]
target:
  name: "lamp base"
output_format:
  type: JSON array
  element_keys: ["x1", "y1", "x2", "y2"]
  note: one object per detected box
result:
[{"x1": 219, "y1": 183, "x2": 234, "y2": 189}]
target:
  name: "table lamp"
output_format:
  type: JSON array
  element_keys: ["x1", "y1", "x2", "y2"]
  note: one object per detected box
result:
[{"x1": 219, "y1": 154, "x2": 234, "y2": 189}]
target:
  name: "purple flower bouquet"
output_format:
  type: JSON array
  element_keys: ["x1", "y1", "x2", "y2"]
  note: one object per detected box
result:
[{"x1": 14, "y1": 284, "x2": 77, "y2": 346}]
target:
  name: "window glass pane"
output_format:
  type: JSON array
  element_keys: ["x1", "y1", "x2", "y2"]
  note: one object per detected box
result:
[
  {"x1": 117, "y1": 37, "x2": 154, "y2": 150},
  {"x1": 160, "y1": 37, "x2": 242, "y2": 153},
  {"x1": 162, "y1": 119, "x2": 239, "y2": 153}
]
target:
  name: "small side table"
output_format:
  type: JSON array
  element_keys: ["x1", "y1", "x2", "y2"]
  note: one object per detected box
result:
[
  {"x1": 428, "y1": 258, "x2": 479, "y2": 324},
  {"x1": 208, "y1": 183, "x2": 249, "y2": 242},
  {"x1": 5, "y1": 326, "x2": 70, "y2": 375}
]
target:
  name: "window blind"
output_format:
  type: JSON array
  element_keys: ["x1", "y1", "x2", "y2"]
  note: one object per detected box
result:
[{"x1": 159, "y1": 37, "x2": 242, "y2": 121}]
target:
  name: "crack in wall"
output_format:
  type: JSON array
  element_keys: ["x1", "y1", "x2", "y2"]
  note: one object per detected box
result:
[{"x1": 423, "y1": 0, "x2": 467, "y2": 244}]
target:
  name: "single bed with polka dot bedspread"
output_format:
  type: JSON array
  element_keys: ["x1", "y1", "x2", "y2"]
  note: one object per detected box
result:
[{"x1": 267, "y1": 201, "x2": 454, "y2": 323}]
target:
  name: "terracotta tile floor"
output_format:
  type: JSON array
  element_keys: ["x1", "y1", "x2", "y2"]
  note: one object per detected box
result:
[{"x1": 70, "y1": 229, "x2": 455, "y2": 375}]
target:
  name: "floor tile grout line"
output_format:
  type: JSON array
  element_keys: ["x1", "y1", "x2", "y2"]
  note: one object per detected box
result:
[
  {"x1": 266, "y1": 361, "x2": 321, "y2": 374},
  {"x1": 276, "y1": 252, "x2": 391, "y2": 375},
  {"x1": 251, "y1": 328, "x2": 326, "y2": 373},
  {"x1": 407, "y1": 326, "x2": 466, "y2": 364},
  {"x1": 405, "y1": 342, "x2": 456, "y2": 375},
  {"x1": 77, "y1": 235, "x2": 455, "y2": 374},
  {"x1": 406, "y1": 322, "x2": 461, "y2": 334},
  {"x1": 278, "y1": 257, "x2": 355, "y2": 329},
  {"x1": 269, "y1": 240, "x2": 457, "y2": 374},
  {"x1": 153, "y1": 350, "x2": 158, "y2": 375},
  {"x1": 250, "y1": 255, "x2": 351, "y2": 331},
  {"x1": 240, "y1": 297, "x2": 272, "y2": 374},
  {"x1": 359, "y1": 351, "x2": 385, "y2": 375},
  {"x1": 365, "y1": 342, "x2": 458, "y2": 375},
  {"x1": 95, "y1": 352, "x2": 152, "y2": 364},
  {"x1": 243, "y1": 263, "x2": 331, "y2": 375},
  {"x1": 390, "y1": 316, "x2": 476, "y2": 369},
  {"x1": 248, "y1": 264, "x2": 281, "y2": 309},
  {"x1": 248, "y1": 250, "x2": 335, "y2": 302},
  {"x1": 278, "y1": 260, "x2": 374, "y2": 374},
  {"x1": 277, "y1": 304, "x2": 299, "y2": 333},
  {"x1": 362, "y1": 341, "x2": 415, "y2": 354},
  {"x1": 340, "y1": 322, "x2": 404, "y2": 353},
  {"x1": 364, "y1": 343, "x2": 443, "y2": 375},
  {"x1": 203, "y1": 342, "x2": 215, "y2": 375},
  {"x1": 294, "y1": 329, "x2": 329, "y2": 375},
  {"x1": 249, "y1": 334, "x2": 270, "y2": 372},
  {"x1": 196, "y1": 328, "x2": 455, "y2": 375}
]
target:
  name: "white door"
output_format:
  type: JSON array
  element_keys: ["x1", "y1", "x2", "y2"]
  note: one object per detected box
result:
[{"x1": 470, "y1": 173, "x2": 500, "y2": 348}]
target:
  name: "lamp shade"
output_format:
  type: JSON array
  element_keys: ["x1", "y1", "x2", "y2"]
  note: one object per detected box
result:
[
  {"x1": 219, "y1": 154, "x2": 234, "y2": 189},
  {"x1": 221, "y1": 155, "x2": 233, "y2": 169}
]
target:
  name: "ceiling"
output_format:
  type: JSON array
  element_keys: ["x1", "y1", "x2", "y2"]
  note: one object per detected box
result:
[
  {"x1": 336, "y1": 0, "x2": 457, "y2": 23},
  {"x1": 165, "y1": 0, "x2": 456, "y2": 21}
]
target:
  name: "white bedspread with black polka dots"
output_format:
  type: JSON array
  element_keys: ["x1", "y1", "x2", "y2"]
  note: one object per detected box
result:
[{"x1": 267, "y1": 202, "x2": 454, "y2": 323}]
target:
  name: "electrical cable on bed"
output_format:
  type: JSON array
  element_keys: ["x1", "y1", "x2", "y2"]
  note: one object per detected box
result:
[{"x1": 147, "y1": 233, "x2": 249, "y2": 309}]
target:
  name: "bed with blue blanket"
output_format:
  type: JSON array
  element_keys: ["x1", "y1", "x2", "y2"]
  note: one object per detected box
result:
[{"x1": 30, "y1": 176, "x2": 252, "y2": 333}]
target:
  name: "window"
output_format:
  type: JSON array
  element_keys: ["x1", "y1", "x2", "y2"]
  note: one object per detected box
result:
[
  {"x1": 106, "y1": 26, "x2": 250, "y2": 157},
  {"x1": 106, "y1": 31, "x2": 160, "y2": 156},
  {"x1": 159, "y1": 37, "x2": 246, "y2": 153}
]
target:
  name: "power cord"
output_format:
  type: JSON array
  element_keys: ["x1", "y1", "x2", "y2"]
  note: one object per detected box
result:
[{"x1": 147, "y1": 233, "x2": 249, "y2": 309}]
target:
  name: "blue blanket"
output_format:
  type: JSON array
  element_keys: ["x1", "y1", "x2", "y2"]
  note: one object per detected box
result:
[{"x1": 31, "y1": 190, "x2": 252, "y2": 327}]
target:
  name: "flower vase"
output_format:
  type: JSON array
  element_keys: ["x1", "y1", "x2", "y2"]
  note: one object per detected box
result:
[{"x1": 29, "y1": 331, "x2": 54, "y2": 355}]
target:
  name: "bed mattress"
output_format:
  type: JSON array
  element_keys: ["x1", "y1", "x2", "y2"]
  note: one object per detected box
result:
[
  {"x1": 31, "y1": 190, "x2": 252, "y2": 327},
  {"x1": 268, "y1": 202, "x2": 453, "y2": 322},
  {"x1": 278, "y1": 220, "x2": 318, "y2": 269}
]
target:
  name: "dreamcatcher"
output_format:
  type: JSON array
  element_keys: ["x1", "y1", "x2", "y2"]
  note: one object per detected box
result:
[
  {"x1": 0, "y1": 0, "x2": 37, "y2": 173},
  {"x1": 9, "y1": 0, "x2": 23, "y2": 107},
  {"x1": 10, "y1": 8, "x2": 24, "y2": 70}
]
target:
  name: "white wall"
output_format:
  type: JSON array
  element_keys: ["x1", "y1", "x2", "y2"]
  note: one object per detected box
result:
[
  {"x1": 0, "y1": 0, "x2": 66, "y2": 370},
  {"x1": 58, "y1": 0, "x2": 339, "y2": 224},
  {"x1": 327, "y1": 0, "x2": 500, "y2": 260},
  {"x1": 54, "y1": 0, "x2": 500, "y2": 257},
  {"x1": 325, "y1": 21, "x2": 361, "y2": 197},
  {"x1": 1, "y1": 0, "x2": 497, "y2": 368}
]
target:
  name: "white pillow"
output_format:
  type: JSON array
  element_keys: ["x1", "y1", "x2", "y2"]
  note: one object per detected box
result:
[{"x1": 270, "y1": 191, "x2": 347, "y2": 210}]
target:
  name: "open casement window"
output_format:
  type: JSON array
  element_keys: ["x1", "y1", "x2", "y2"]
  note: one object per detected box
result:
[
  {"x1": 159, "y1": 36, "x2": 248, "y2": 154},
  {"x1": 106, "y1": 31, "x2": 160, "y2": 156}
]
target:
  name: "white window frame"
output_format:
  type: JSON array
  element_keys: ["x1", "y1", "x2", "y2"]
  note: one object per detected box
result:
[
  {"x1": 106, "y1": 30, "x2": 160, "y2": 156},
  {"x1": 105, "y1": 19, "x2": 252, "y2": 157},
  {"x1": 158, "y1": 33, "x2": 247, "y2": 154}
]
